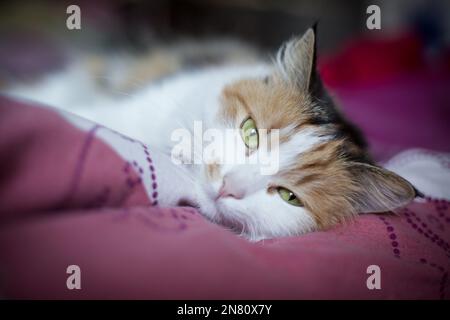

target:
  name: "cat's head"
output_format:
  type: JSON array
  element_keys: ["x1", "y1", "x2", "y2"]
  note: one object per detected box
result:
[{"x1": 193, "y1": 27, "x2": 418, "y2": 241}]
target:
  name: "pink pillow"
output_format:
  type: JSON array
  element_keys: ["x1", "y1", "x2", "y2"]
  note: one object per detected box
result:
[{"x1": 0, "y1": 96, "x2": 448, "y2": 299}]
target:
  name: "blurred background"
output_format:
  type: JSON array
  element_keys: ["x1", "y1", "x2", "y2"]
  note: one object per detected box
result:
[
  {"x1": 0, "y1": 0, "x2": 449, "y2": 160},
  {"x1": 1, "y1": 0, "x2": 449, "y2": 80}
]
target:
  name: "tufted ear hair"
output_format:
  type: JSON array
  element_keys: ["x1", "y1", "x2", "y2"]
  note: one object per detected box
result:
[
  {"x1": 349, "y1": 163, "x2": 417, "y2": 214},
  {"x1": 275, "y1": 26, "x2": 317, "y2": 92}
]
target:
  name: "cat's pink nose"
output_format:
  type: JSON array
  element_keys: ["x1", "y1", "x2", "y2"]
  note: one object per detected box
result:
[{"x1": 217, "y1": 177, "x2": 245, "y2": 200}]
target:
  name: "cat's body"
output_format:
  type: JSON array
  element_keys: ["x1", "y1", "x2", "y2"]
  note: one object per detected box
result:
[
  {"x1": 8, "y1": 63, "x2": 269, "y2": 152},
  {"x1": 5, "y1": 29, "x2": 418, "y2": 240}
]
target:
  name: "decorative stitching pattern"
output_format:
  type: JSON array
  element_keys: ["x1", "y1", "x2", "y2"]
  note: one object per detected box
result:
[
  {"x1": 403, "y1": 204, "x2": 450, "y2": 256},
  {"x1": 141, "y1": 142, "x2": 158, "y2": 206},
  {"x1": 60, "y1": 124, "x2": 100, "y2": 206},
  {"x1": 379, "y1": 216, "x2": 401, "y2": 258}
]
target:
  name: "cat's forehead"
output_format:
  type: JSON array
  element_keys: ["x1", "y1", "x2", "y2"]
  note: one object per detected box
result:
[
  {"x1": 218, "y1": 76, "x2": 367, "y2": 163},
  {"x1": 220, "y1": 76, "x2": 337, "y2": 159},
  {"x1": 219, "y1": 77, "x2": 313, "y2": 133},
  {"x1": 218, "y1": 76, "x2": 337, "y2": 173}
]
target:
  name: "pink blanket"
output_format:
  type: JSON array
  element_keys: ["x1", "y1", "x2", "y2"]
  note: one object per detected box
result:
[{"x1": 0, "y1": 96, "x2": 449, "y2": 299}]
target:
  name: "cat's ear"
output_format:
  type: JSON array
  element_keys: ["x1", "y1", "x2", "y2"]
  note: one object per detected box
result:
[
  {"x1": 275, "y1": 26, "x2": 317, "y2": 92},
  {"x1": 349, "y1": 163, "x2": 416, "y2": 214}
]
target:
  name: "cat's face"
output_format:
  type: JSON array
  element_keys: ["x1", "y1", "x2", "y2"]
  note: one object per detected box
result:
[{"x1": 194, "y1": 28, "x2": 416, "y2": 241}]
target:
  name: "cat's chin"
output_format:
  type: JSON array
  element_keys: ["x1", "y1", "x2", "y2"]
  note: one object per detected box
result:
[
  {"x1": 192, "y1": 188, "x2": 247, "y2": 235},
  {"x1": 215, "y1": 206, "x2": 246, "y2": 234},
  {"x1": 197, "y1": 201, "x2": 268, "y2": 241},
  {"x1": 190, "y1": 184, "x2": 273, "y2": 241}
]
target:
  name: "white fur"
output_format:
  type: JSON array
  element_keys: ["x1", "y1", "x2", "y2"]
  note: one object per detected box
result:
[{"x1": 4, "y1": 62, "x2": 325, "y2": 241}]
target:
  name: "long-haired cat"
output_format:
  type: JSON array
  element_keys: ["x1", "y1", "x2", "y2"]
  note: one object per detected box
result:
[{"x1": 5, "y1": 28, "x2": 419, "y2": 241}]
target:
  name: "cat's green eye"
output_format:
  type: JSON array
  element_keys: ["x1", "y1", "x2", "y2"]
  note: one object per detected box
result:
[
  {"x1": 277, "y1": 187, "x2": 303, "y2": 207},
  {"x1": 240, "y1": 118, "x2": 259, "y2": 150}
]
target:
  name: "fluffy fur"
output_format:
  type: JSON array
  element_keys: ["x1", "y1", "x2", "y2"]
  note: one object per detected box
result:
[{"x1": 5, "y1": 28, "x2": 417, "y2": 241}]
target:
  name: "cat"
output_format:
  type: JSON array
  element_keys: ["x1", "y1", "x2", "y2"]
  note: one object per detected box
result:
[{"x1": 5, "y1": 27, "x2": 420, "y2": 241}]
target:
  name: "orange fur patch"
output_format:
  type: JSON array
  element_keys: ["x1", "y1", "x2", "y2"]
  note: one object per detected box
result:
[{"x1": 218, "y1": 76, "x2": 374, "y2": 230}]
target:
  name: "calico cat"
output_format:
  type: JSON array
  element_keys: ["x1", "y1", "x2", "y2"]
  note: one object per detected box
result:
[{"x1": 6, "y1": 28, "x2": 419, "y2": 240}]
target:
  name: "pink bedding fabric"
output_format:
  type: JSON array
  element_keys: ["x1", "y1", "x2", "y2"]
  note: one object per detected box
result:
[{"x1": 0, "y1": 96, "x2": 449, "y2": 299}]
